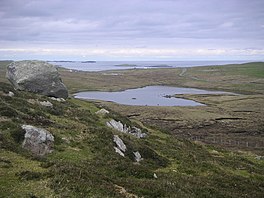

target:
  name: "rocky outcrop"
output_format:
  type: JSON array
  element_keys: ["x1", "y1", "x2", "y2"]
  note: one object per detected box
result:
[
  {"x1": 22, "y1": 125, "x2": 54, "y2": 156},
  {"x1": 113, "y1": 135, "x2": 126, "y2": 157},
  {"x1": 107, "y1": 120, "x2": 125, "y2": 133},
  {"x1": 6, "y1": 60, "x2": 68, "y2": 99},
  {"x1": 107, "y1": 119, "x2": 147, "y2": 138},
  {"x1": 96, "y1": 108, "x2": 109, "y2": 116}
]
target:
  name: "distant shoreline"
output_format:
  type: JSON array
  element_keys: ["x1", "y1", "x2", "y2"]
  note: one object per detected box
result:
[{"x1": 49, "y1": 60, "x2": 258, "y2": 72}]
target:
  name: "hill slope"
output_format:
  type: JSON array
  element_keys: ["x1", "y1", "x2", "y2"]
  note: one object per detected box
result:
[{"x1": 1, "y1": 81, "x2": 264, "y2": 197}]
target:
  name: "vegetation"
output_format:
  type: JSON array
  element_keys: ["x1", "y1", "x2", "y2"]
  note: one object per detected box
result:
[
  {"x1": 0, "y1": 61, "x2": 264, "y2": 197},
  {"x1": 59, "y1": 62, "x2": 264, "y2": 94}
]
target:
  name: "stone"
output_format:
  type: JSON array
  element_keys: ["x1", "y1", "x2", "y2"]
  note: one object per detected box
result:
[
  {"x1": 133, "y1": 151, "x2": 143, "y2": 162},
  {"x1": 96, "y1": 108, "x2": 109, "y2": 115},
  {"x1": 22, "y1": 125, "x2": 54, "y2": 156},
  {"x1": 114, "y1": 147, "x2": 125, "y2": 157},
  {"x1": 50, "y1": 97, "x2": 66, "y2": 102},
  {"x1": 39, "y1": 101, "x2": 53, "y2": 107},
  {"x1": 130, "y1": 127, "x2": 147, "y2": 138},
  {"x1": 255, "y1": 156, "x2": 264, "y2": 160},
  {"x1": 8, "y1": 91, "x2": 14, "y2": 97},
  {"x1": 113, "y1": 135, "x2": 126, "y2": 152},
  {"x1": 107, "y1": 119, "x2": 147, "y2": 138},
  {"x1": 107, "y1": 119, "x2": 127, "y2": 133},
  {"x1": 113, "y1": 135, "x2": 126, "y2": 157},
  {"x1": 6, "y1": 60, "x2": 68, "y2": 99},
  {"x1": 27, "y1": 99, "x2": 37, "y2": 104}
]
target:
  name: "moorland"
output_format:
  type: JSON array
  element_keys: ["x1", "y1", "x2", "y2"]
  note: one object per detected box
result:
[{"x1": 0, "y1": 61, "x2": 263, "y2": 197}]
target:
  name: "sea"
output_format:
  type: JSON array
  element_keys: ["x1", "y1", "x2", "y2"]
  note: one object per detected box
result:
[{"x1": 49, "y1": 60, "x2": 251, "y2": 72}]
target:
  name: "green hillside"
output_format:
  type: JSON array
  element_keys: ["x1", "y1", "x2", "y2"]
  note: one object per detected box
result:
[{"x1": 0, "y1": 83, "x2": 264, "y2": 197}]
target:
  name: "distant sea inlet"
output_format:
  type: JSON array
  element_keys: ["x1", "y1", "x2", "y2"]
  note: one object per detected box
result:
[{"x1": 49, "y1": 60, "x2": 250, "y2": 72}]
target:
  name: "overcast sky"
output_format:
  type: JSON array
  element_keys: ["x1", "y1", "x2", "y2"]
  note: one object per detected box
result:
[{"x1": 0, "y1": 0, "x2": 264, "y2": 60}]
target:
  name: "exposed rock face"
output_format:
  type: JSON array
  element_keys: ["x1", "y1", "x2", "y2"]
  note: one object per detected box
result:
[
  {"x1": 6, "y1": 60, "x2": 68, "y2": 99},
  {"x1": 113, "y1": 135, "x2": 126, "y2": 157},
  {"x1": 22, "y1": 125, "x2": 54, "y2": 156},
  {"x1": 107, "y1": 119, "x2": 147, "y2": 138}
]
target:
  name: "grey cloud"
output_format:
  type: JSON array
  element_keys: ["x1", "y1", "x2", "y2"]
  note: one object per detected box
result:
[{"x1": 0, "y1": 0, "x2": 264, "y2": 54}]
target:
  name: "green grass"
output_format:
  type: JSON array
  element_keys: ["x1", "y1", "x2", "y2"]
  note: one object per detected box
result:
[
  {"x1": 1, "y1": 60, "x2": 264, "y2": 197},
  {"x1": 0, "y1": 81, "x2": 264, "y2": 197},
  {"x1": 236, "y1": 62, "x2": 264, "y2": 78}
]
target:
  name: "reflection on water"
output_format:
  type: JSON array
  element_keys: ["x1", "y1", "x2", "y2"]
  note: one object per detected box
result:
[{"x1": 74, "y1": 86, "x2": 236, "y2": 107}]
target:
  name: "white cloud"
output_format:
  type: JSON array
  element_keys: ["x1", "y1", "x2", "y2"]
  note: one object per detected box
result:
[
  {"x1": 0, "y1": 0, "x2": 264, "y2": 60},
  {"x1": 1, "y1": 47, "x2": 264, "y2": 58}
]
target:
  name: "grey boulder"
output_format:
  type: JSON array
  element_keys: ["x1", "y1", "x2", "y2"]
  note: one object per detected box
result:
[
  {"x1": 113, "y1": 135, "x2": 127, "y2": 157},
  {"x1": 107, "y1": 119, "x2": 147, "y2": 138},
  {"x1": 22, "y1": 125, "x2": 54, "y2": 156},
  {"x1": 133, "y1": 151, "x2": 143, "y2": 162},
  {"x1": 6, "y1": 60, "x2": 68, "y2": 99}
]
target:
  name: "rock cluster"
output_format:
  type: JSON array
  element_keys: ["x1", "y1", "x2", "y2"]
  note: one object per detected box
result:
[
  {"x1": 113, "y1": 135, "x2": 143, "y2": 162},
  {"x1": 107, "y1": 119, "x2": 147, "y2": 138},
  {"x1": 22, "y1": 125, "x2": 54, "y2": 156},
  {"x1": 49, "y1": 97, "x2": 66, "y2": 102},
  {"x1": 6, "y1": 60, "x2": 68, "y2": 99}
]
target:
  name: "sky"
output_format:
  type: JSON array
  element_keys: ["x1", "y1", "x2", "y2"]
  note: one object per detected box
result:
[{"x1": 0, "y1": 0, "x2": 264, "y2": 61}]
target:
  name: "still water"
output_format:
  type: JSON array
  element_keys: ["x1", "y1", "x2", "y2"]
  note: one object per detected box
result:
[
  {"x1": 74, "y1": 86, "x2": 235, "y2": 106},
  {"x1": 50, "y1": 60, "x2": 249, "y2": 71}
]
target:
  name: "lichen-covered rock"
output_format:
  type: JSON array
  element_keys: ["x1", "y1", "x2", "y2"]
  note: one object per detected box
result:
[
  {"x1": 22, "y1": 125, "x2": 54, "y2": 156},
  {"x1": 107, "y1": 119, "x2": 126, "y2": 133},
  {"x1": 107, "y1": 119, "x2": 147, "y2": 138},
  {"x1": 6, "y1": 60, "x2": 68, "y2": 99},
  {"x1": 113, "y1": 135, "x2": 126, "y2": 157}
]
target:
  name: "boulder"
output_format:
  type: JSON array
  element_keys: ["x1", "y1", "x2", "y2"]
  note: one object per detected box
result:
[
  {"x1": 6, "y1": 60, "x2": 68, "y2": 99},
  {"x1": 7, "y1": 91, "x2": 14, "y2": 97},
  {"x1": 39, "y1": 101, "x2": 53, "y2": 107},
  {"x1": 130, "y1": 127, "x2": 147, "y2": 139},
  {"x1": 49, "y1": 97, "x2": 66, "y2": 102},
  {"x1": 22, "y1": 125, "x2": 54, "y2": 156},
  {"x1": 107, "y1": 119, "x2": 147, "y2": 138},
  {"x1": 107, "y1": 119, "x2": 127, "y2": 133},
  {"x1": 114, "y1": 147, "x2": 125, "y2": 157},
  {"x1": 95, "y1": 108, "x2": 109, "y2": 116},
  {"x1": 113, "y1": 135, "x2": 126, "y2": 157},
  {"x1": 133, "y1": 151, "x2": 143, "y2": 162}
]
